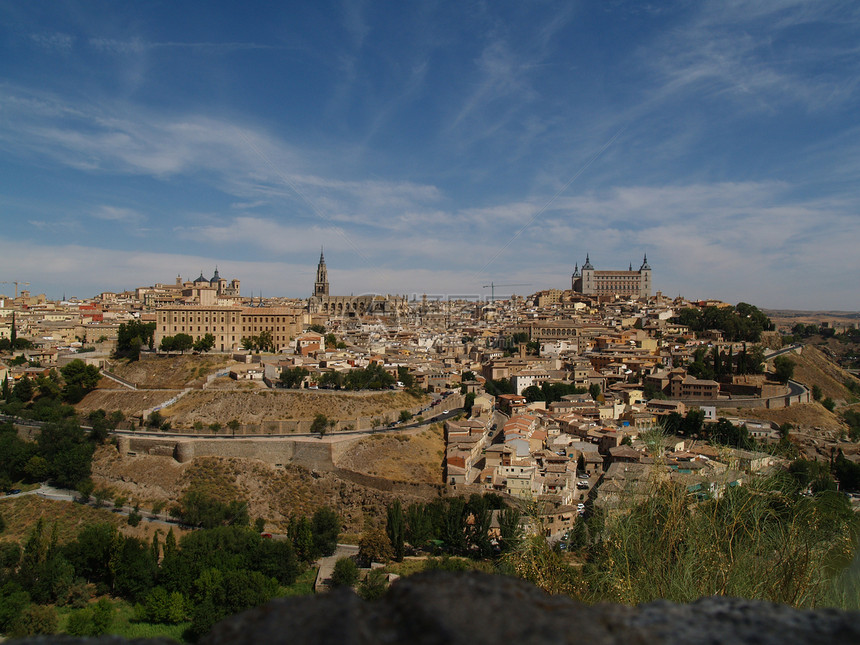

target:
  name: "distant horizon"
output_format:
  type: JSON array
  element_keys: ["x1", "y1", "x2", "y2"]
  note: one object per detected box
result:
[{"x1": 2, "y1": 3, "x2": 859, "y2": 310}]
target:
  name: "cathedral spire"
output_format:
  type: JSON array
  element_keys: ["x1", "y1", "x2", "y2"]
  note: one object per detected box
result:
[{"x1": 314, "y1": 248, "x2": 330, "y2": 297}]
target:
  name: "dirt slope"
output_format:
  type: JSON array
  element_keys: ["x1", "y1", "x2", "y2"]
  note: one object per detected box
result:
[
  {"x1": 336, "y1": 425, "x2": 445, "y2": 483},
  {"x1": 92, "y1": 448, "x2": 438, "y2": 534},
  {"x1": 0, "y1": 495, "x2": 173, "y2": 545},
  {"x1": 160, "y1": 389, "x2": 426, "y2": 425},
  {"x1": 790, "y1": 345, "x2": 860, "y2": 402},
  {"x1": 75, "y1": 389, "x2": 182, "y2": 417},
  {"x1": 105, "y1": 354, "x2": 231, "y2": 389},
  {"x1": 726, "y1": 403, "x2": 844, "y2": 433}
]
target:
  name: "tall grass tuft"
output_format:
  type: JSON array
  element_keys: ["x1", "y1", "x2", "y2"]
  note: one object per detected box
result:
[{"x1": 581, "y1": 472, "x2": 859, "y2": 607}]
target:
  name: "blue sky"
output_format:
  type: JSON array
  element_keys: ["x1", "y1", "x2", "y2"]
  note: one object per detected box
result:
[{"x1": 1, "y1": 1, "x2": 859, "y2": 309}]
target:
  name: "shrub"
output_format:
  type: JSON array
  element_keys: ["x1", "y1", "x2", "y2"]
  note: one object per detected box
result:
[
  {"x1": 357, "y1": 569, "x2": 388, "y2": 601},
  {"x1": 9, "y1": 604, "x2": 58, "y2": 637},
  {"x1": 331, "y1": 557, "x2": 358, "y2": 588}
]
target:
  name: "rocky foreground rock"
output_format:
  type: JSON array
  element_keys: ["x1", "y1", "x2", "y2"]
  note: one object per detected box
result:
[{"x1": 11, "y1": 571, "x2": 860, "y2": 644}]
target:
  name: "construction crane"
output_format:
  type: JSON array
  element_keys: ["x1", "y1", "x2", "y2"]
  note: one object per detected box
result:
[
  {"x1": 0, "y1": 281, "x2": 29, "y2": 298},
  {"x1": 481, "y1": 282, "x2": 531, "y2": 303}
]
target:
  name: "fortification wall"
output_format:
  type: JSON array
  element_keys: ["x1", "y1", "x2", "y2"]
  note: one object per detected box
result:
[{"x1": 118, "y1": 434, "x2": 308, "y2": 466}]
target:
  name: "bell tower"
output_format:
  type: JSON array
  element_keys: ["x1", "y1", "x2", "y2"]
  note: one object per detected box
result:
[{"x1": 314, "y1": 248, "x2": 330, "y2": 297}]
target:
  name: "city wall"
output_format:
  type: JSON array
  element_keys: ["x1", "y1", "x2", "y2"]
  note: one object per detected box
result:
[
  {"x1": 115, "y1": 432, "x2": 443, "y2": 497},
  {"x1": 116, "y1": 434, "x2": 343, "y2": 471}
]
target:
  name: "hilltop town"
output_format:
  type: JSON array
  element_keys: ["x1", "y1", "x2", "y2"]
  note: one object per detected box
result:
[{"x1": 3, "y1": 252, "x2": 860, "y2": 540}]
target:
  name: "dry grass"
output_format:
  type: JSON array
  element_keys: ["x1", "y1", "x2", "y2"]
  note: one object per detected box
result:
[
  {"x1": 105, "y1": 354, "x2": 232, "y2": 389},
  {"x1": 91, "y1": 444, "x2": 188, "y2": 506},
  {"x1": 92, "y1": 445, "x2": 436, "y2": 535},
  {"x1": 179, "y1": 458, "x2": 243, "y2": 501},
  {"x1": 726, "y1": 403, "x2": 844, "y2": 432},
  {"x1": 336, "y1": 425, "x2": 445, "y2": 483},
  {"x1": 75, "y1": 389, "x2": 183, "y2": 417},
  {"x1": 0, "y1": 496, "x2": 124, "y2": 545},
  {"x1": 790, "y1": 345, "x2": 859, "y2": 403},
  {"x1": 159, "y1": 389, "x2": 427, "y2": 425}
]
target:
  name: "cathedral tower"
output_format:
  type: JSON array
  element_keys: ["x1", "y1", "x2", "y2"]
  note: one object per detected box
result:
[{"x1": 314, "y1": 248, "x2": 330, "y2": 297}]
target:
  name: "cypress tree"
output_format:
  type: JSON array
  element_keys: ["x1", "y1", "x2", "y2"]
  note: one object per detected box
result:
[{"x1": 386, "y1": 499, "x2": 405, "y2": 561}]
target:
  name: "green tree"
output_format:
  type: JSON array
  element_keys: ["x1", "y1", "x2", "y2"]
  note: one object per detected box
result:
[
  {"x1": 812, "y1": 384, "x2": 823, "y2": 401},
  {"x1": 397, "y1": 366, "x2": 416, "y2": 389},
  {"x1": 589, "y1": 383, "x2": 601, "y2": 401},
  {"x1": 280, "y1": 366, "x2": 309, "y2": 388},
  {"x1": 311, "y1": 507, "x2": 340, "y2": 557},
  {"x1": 404, "y1": 503, "x2": 433, "y2": 548},
  {"x1": 463, "y1": 391, "x2": 476, "y2": 414},
  {"x1": 330, "y1": 557, "x2": 359, "y2": 588},
  {"x1": 67, "y1": 597, "x2": 113, "y2": 636},
  {"x1": 115, "y1": 320, "x2": 156, "y2": 359},
  {"x1": 386, "y1": 499, "x2": 405, "y2": 561},
  {"x1": 310, "y1": 413, "x2": 329, "y2": 437},
  {"x1": 8, "y1": 603, "x2": 57, "y2": 637},
  {"x1": 60, "y1": 359, "x2": 101, "y2": 403},
  {"x1": 522, "y1": 385, "x2": 544, "y2": 402},
  {"x1": 293, "y1": 517, "x2": 316, "y2": 561},
  {"x1": 193, "y1": 333, "x2": 216, "y2": 352},
  {"x1": 822, "y1": 397, "x2": 835, "y2": 412},
  {"x1": 172, "y1": 333, "x2": 193, "y2": 354},
  {"x1": 0, "y1": 581, "x2": 30, "y2": 633},
  {"x1": 773, "y1": 355, "x2": 795, "y2": 384},
  {"x1": 498, "y1": 506, "x2": 522, "y2": 552},
  {"x1": 13, "y1": 375, "x2": 34, "y2": 402},
  {"x1": 257, "y1": 330, "x2": 274, "y2": 352},
  {"x1": 357, "y1": 568, "x2": 388, "y2": 600},
  {"x1": 358, "y1": 526, "x2": 393, "y2": 566}
]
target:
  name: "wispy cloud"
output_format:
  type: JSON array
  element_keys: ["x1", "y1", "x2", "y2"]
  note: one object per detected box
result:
[
  {"x1": 29, "y1": 32, "x2": 74, "y2": 52},
  {"x1": 91, "y1": 205, "x2": 146, "y2": 224},
  {"x1": 88, "y1": 38, "x2": 285, "y2": 54},
  {"x1": 645, "y1": 1, "x2": 860, "y2": 113}
]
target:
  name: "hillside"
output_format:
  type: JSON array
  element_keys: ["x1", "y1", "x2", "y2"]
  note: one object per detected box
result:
[
  {"x1": 788, "y1": 345, "x2": 860, "y2": 402},
  {"x1": 75, "y1": 389, "x2": 182, "y2": 417},
  {"x1": 159, "y1": 389, "x2": 427, "y2": 425},
  {"x1": 734, "y1": 403, "x2": 844, "y2": 432},
  {"x1": 335, "y1": 424, "x2": 445, "y2": 483},
  {"x1": 103, "y1": 354, "x2": 232, "y2": 389},
  {"x1": 92, "y1": 448, "x2": 437, "y2": 534},
  {"x1": 0, "y1": 494, "x2": 173, "y2": 545}
]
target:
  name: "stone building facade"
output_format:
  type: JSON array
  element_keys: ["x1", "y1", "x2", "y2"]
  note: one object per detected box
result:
[
  {"x1": 155, "y1": 305, "x2": 305, "y2": 352},
  {"x1": 137, "y1": 268, "x2": 240, "y2": 308},
  {"x1": 571, "y1": 254, "x2": 652, "y2": 299}
]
